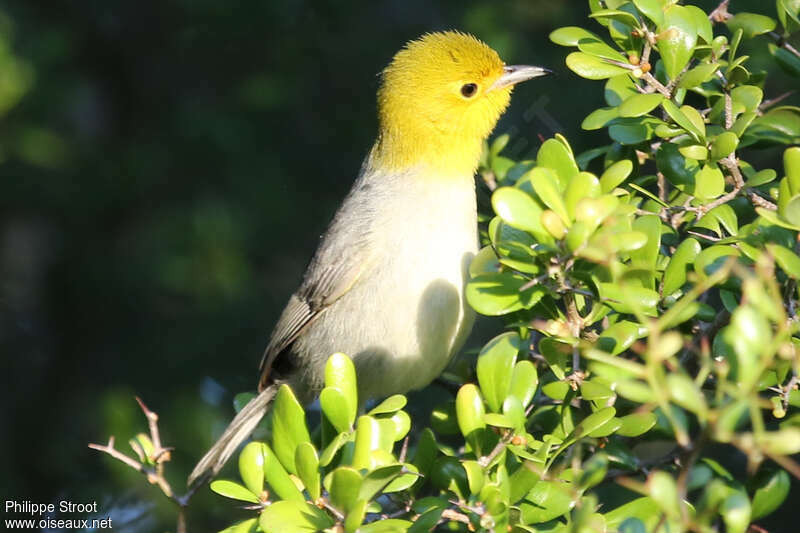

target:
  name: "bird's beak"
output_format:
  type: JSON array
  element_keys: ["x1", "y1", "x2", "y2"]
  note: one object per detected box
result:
[{"x1": 490, "y1": 65, "x2": 551, "y2": 91}]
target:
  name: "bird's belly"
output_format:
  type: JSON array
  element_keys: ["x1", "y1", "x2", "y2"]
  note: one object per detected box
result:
[{"x1": 298, "y1": 177, "x2": 478, "y2": 401}]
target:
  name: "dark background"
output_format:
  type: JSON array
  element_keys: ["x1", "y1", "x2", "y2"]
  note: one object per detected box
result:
[{"x1": 0, "y1": 1, "x2": 796, "y2": 531}]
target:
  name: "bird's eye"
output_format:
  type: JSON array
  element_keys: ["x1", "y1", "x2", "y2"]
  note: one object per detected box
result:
[{"x1": 460, "y1": 83, "x2": 478, "y2": 98}]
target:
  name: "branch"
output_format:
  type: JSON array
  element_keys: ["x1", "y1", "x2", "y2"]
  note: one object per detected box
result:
[{"x1": 89, "y1": 397, "x2": 199, "y2": 533}]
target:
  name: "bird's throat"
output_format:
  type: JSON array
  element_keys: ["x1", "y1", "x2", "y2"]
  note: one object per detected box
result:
[{"x1": 369, "y1": 129, "x2": 485, "y2": 178}]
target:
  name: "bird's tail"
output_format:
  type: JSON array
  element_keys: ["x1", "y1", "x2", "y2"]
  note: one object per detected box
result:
[{"x1": 187, "y1": 384, "x2": 277, "y2": 487}]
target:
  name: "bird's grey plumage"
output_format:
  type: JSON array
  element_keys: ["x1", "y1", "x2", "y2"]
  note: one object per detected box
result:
[{"x1": 257, "y1": 162, "x2": 384, "y2": 392}]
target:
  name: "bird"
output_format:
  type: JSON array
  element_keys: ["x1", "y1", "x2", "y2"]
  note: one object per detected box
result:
[{"x1": 188, "y1": 30, "x2": 549, "y2": 486}]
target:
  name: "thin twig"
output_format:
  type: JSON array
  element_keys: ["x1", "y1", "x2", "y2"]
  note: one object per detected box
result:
[
  {"x1": 89, "y1": 398, "x2": 195, "y2": 533},
  {"x1": 441, "y1": 508, "x2": 472, "y2": 525}
]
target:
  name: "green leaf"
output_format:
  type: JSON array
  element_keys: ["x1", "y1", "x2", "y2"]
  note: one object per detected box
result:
[
  {"x1": 319, "y1": 431, "x2": 348, "y2": 467},
  {"x1": 615, "y1": 379, "x2": 657, "y2": 403},
  {"x1": 272, "y1": 385, "x2": 311, "y2": 475},
  {"x1": 710, "y1": 131, "x2": 739, "y2": 161},
  {"x1": 600, "y1": 159, "x2": 633, "y2": 192},
  {"x1": 549, "y1": 26, "x2": 602, "y2": 47},
  {"x1": 757, "y1": 427, "x2": 800, "y2": 455},
  {"x1": 647, "y1": 471, "x2": 680, "y2": 518},
  {"x1": 359, "y1": 464, "x2": 404, "y2": 501},
  {"x1": 324, "y1": 353, "x2": 358, "y2": 427},
  {"x1": 662, "y1": 100, "x2": 704, "y2": 142},
  {"x1": 770, "y1": 43, "x2": 800, "y2": 77},
  {"x1": 492, "y1": 186, "x2": 545, "y2": 236},
  {"x1": 352, "y1": 415, "x2": 380, "y2": 470},
  {"x1": 786, "y1": 147, "x2": 800, "y2": 192},
  {"x1": 520, "y1": 480, "x2": 575, "y2": 523},
  {"x1": 466, "y1": 272, "x2": 546, "y2": 316},
  {"x1": 720, "y1": 492, "x2": 751, "y2": 533},
  {"x1": 605, "y1": 75, "x2": 639, "y2": 106},
  {"x1": 608, "y1": 116, "x2": 662, "y2": 145},
  {"x1": 746, "y1": 168, "x2": 777, "y2": 187},
  {"x1": 578, "y1": 453, "x2": 609, "y2": 491},
  {"x1": 663, "y1": 237, "x2": 701, "y2": 295},
  {"x1": 566, "y1": 51, "x2": 631, "y2": 79},
  {"x1": 320, "y1": 387, "x2": 351, "y2": 434},
  {"x1": 503, "y1": 395, "x2": 527, "y2": 431},
  {"x1": 259, "y1": 501, "x2": 335, "y2": 533},
  {"x1": 582, "y1": 106, "x2": 619, "y2": 130},
  {"x1": 678, "y1": 144, "x2": 708, "y2": 160},
  {"x1": 767, "y1": 243, "x2": 800, "y2": 278},
  {"x1": 456, "y1": 384, "x2": 486, "y2": 448},
  {"x1": 732, "y1": 85, "x2": 764, "y2": 114},
  {"x1": 577, "y1": 38, "x2": 627, "y2": 61},
  {"x1": 294, "y1": 442, "x2": 320, "y2": 501},
  {"x1": 694, "y1": 164, "x2": 725, "y2": 200},
  {"x1": 597, "y1": 282, "x2": 659, "y2": 316},
  {"x1": 477, "y1": 332, "x2": 521, "y2": 413},
  {"x1": 527, "y1": 167, "x2": 570, "y2": 224},
  {"x1": 509, "y1": 360, "x2": 538, "y2": 409},
  {"x1": 589, "y1": 8, "x2": 641, "y2": 26},
  {"x1": 537, "y1": 138, "x2": 579, "y2": 186},
  {"x1": 751, "y1": 469, "x2": 791, "y2": 520},
  {"x1": 616, "y1": 412, "x2": 657, "y2": 437},
  {"x1": 210, "y1": 479, "x2": 260, "y2": 503},
  {"x1": 777, "y1": 0, "x2": 800, "y2": 33},
  {"x1": 726, "y1": 13, "x2": 777, "y2": 39},
  {"x1": 539, "y1": 337, "x2": 571, "y2": 380},
  {"x1": 630, "y1": 214, "x2": 662, "y2": 279},
  {"x1": 238, "y1": 441, "x2": 265, "y2": 496},
  {"x1": 606, "y1": 497, "x2": 676, "y2": 530},
  {"x1": 658, "y1": 5, "x2": 698, "y2": 79},
  {"x1": 619, "y1": 93, "x2": 664, "y2": 118},
  {"x1": 565, "y1": 172, "x2": 601, "y2": 219},
  {"x1": 596, "y1": 320, "x2": 642, "y2": 355},
  {"x1": 330, "y1": 466, "x2": 362, "y2": 514},
  {"x1": 368, "y1": 395, "x2": 407, "y2": 416},
  {"x1": 677, "y1": 63, "x2": 719, "y2": 88},
  {"x1": 580, "y1": 380, "x2": 615, "y2": 401},
  {"x1": 633, "y1": 0, "x2": 664, "y2": 26},
  {"x1": 666, "y1": 373, "x2": 707, "y2": 419},
  {"x1": 694, "y1": 244, "x2": 739, "y2": 278},
  {"x1": 575, "y1": 194, "x2": 620, "y2": 231},
  {"x1": 411, "y1": 428, "x2": 438, "y2": 477},
  {"x1": 572, "y1": 407, "x2": 617, "y2": 439},
  {"x1": 263, "y1": 442, "x2": 305, "y2": 501}
]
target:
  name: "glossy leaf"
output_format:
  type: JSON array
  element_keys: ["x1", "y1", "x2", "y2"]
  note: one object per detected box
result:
[
  {"x1": 619, "y1": 93, "x2": 664, "y2": 117},
  {"x1": 751, "y1": 469, "x2": 791, "y2": 519},
  {"x1": 324, "y1": 353, "x2": 358, "y2": 427},
  {"x1": 600, "y1": 159, "x2": 633, "y2": 192},
  {"x1": 477, "y1": 332, "x2": 521, "y2": 413},
  {"x1": 210, "y1": 480, "x2": 260, "y2": 503},
  {"x1": 294, "y1": 442, "x2": 320, "y2": 501},
  {"x1": 617, "y1": 412, "x2": 658, "y2": 437},
  {"x1": 238, "y1": 441, "x2": 265, "y2": 496},
  {"x1": 566, "y1": 52, "x2": 631, "y2": 79},
  {"x1": 549, "y1": 26, "x2": 602, "y2": 47},
  {"x1": 658, "y1": 5, "x2": 698, "y2": 79},
  {"x1": 259, "y1": 501, "x2": 335, "y2": 533},
  {"x1": 726, "y1": 13, "x2": 777, "y2": 39},
  {"x1": 272, "y1": 385, "x2": 311, "y2": 475}
]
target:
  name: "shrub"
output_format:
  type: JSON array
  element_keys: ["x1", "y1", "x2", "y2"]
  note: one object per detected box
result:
[{"x1": 96, "y1": 1, "x2": 800, "y2": 531}]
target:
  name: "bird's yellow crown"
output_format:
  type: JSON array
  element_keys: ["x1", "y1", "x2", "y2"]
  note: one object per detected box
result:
[{"x1": 371, "y1": 31, "x2": 514, "y2": 177}]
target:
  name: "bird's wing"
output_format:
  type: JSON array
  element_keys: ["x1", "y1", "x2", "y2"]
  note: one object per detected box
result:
[{"x1": 257, "y1": 167, "x2": 384, "y2": 390}]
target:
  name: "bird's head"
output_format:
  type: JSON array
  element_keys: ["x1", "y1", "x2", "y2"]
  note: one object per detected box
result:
[{"x1": 373, "y1": 31, "x2": 549, "y2": 176}]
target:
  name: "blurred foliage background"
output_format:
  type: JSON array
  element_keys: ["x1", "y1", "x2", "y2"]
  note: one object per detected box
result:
[{"x1": 0, "y1": 0, "x2": 795, "y2": 530}]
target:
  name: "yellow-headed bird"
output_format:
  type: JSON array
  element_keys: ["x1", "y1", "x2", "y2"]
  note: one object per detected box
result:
[{"x1": 189, "y1": 31, "x2": 549, "y2": 485}]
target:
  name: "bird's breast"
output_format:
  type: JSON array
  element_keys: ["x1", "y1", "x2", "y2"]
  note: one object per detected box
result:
[{"x1": 301, "y1": 171, "x2": 479, "y2": 401}]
